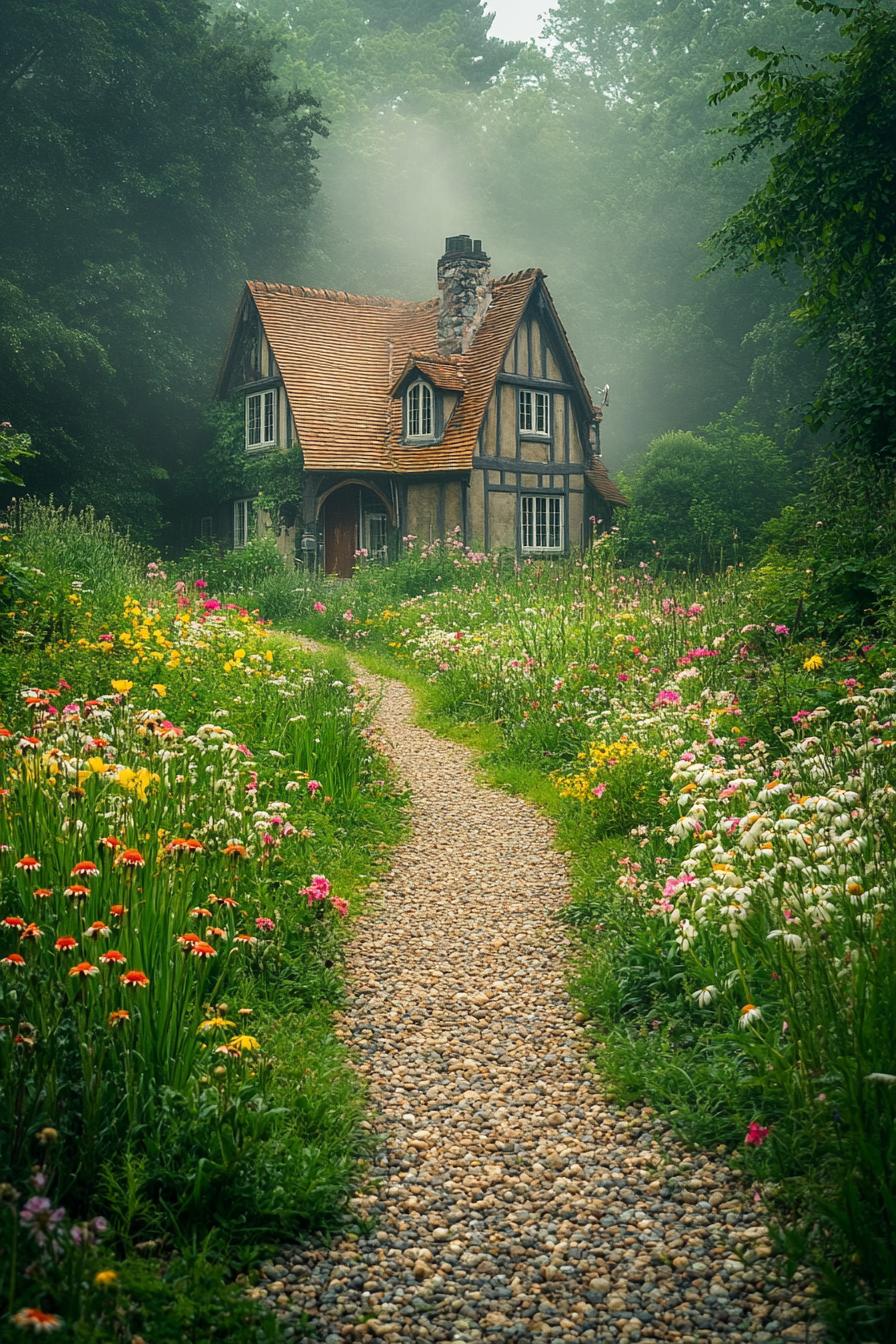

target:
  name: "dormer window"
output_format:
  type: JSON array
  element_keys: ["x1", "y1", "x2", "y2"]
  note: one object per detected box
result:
[
  {"x1": 406, "y1": 380, "x2": 434, "y2": 440},
  {"x1": 519, "y1": 388, "x2": 550, "y2": 437},
  {"x1": 246, "y1": 389, "x2": 277, "y2": 449}
]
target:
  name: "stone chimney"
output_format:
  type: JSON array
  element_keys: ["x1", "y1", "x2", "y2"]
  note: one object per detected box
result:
[{"x1": 437, "y1": 235, "x2": 492, "y2": 355}]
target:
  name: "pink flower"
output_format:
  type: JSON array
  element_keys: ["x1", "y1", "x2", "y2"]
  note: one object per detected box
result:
[
  {"x1": 330, "y1": 897, "x2": 349, "y2": 918},
  {"x1": 745, "y1": 1122, "x2": 770, "y2": 1147},
  {"x1": 342, "y1": 609, "x2": 354, "y2": 622},
  {"x1": 774, "y1": 624, "x2": 790, "y2": 635},
  {"x1": 617, "y1": 672, "x2": 629, "y2": 683},
  {"x1": 654, "y1": 689, "x2": 681, "y2": 707},
  {"x1": 313, "y1": 601, "x2": 327, "y2": 614},
  {"x1": 591, "y1": 782, "x2": 606, "y2": 798},
  {"x1": 686, "y1": 603, "x2": 704, "y2": 617},
  {"x1": 194, "y1": 579, "x2": 208, "y2": 590},
  {"x1": 307, "y1": 779, "x2": 322, "y2": 796},
  {"x1": 255, "y1": 917, "x2": 276, "y2": 932},
  {"x1": 303, "y1": 874, "x2": 331, "y2": 904},
  {"x1": 204, "y1": 599, "x2": 222, "y2": 612}
]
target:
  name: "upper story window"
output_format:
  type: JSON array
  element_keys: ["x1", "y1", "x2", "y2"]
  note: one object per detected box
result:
[
  {"x1": 406, "y1": 380, "x2": 434, "y2": 440},
  {"x1": 246, "y1": 389, "x2": 277, "y2": 449},
  {"x1": 519, "y1": 388, "x2": 551, "y2": 437}
]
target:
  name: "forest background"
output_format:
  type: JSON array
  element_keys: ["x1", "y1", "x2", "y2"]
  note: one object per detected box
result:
[{"x1": 2, "y1": 0, "x2": 894, "y2": 626}]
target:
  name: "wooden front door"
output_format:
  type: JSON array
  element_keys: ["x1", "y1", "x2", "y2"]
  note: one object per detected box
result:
[{"x1": 323, "y1": 488, "x2": 358, "y2": 577}]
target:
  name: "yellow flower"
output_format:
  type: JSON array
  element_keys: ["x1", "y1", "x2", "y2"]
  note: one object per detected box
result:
[
  {"x1": 228, "y1": 1034, "x2": 261, "y2": 1052},
  {"x1": 198, "y1": 1017, "x2": 236, "y2": 1033},
  {"x1": 803, "y1": 654, "x2": 824, "y2": 672},
  {"x1": 111, "y1": 679, "x2": 134, "y2": 694},
  {"x1": 94, "y1": 1270, "x2": 118, "y2": 1288},
  {"x1": 264, "y1": 649, "x2": 273, "y2": 663},
  {"x1": 87, "y1": 756, "x2": 110, "y2": 774},
  {"x1": 66, "y1": 592, "x2": 82, "y2": 605},
  {"x1": 152, "y1": 683, "x2": 167, "y2": 697}
]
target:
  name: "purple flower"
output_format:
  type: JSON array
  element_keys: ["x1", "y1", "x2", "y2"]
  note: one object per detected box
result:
[{"x1": 20, "y1": 1196, "x2": 66, "y2": 1247}]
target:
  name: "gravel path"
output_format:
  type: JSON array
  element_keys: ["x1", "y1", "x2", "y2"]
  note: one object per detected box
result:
[{"x1": 258, "y1": 662, "x2": 817, "y2": 1342}]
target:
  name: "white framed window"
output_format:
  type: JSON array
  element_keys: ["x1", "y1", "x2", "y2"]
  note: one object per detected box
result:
[
  {"x1": 246, "y1": 389, "x2": 277, "y2": 448},
  {"x1": 365, "y1": 512, "x2": 389, "y2": 561},
  {"x1": 406, "y1": 380, "x2": 434, "y2": 440},
  {"x1": 199, "y1": 515, "x2": 214, "y2": 541},
  {"x1": 233, "y1": 498, "x2": 253, "y2": 550},
  {"x1": 521, "y1": 494, "x2": 563, "y2": 553},
  {"x1": 519, "y1": 388, "x2": 551, "y2": 437}
]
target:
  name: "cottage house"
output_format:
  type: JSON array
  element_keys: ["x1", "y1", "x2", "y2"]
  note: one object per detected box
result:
[{"x1": 214, "y1": 235, "x2": 626, "y2": 575}]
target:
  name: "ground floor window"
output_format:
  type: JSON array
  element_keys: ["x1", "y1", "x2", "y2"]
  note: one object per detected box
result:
[
  {"x1": 364, "y1": 511, "x2": 389, "y2": 561},
  {"x1": 521, "y1": 493, "x2": 563, "y2": 552},
  {"x1": 233, "y1": 498, "x2": 253, "y2": 550}
]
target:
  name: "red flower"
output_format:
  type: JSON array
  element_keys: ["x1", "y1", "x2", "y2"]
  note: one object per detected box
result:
[
  {"x1": 33, "y1": 887, "x2": 53, "y2": 899},
  {"x1": 54, "y1": 936, "x2": 78, "y2": 952},
  {"x1": 70, "y1": 860, "x2": 99, "y2": 878},
  {"x1": 189, "y1": 907, "x2": 212, "y2": 919},
  {"x1": 98, "y1": 835, "x2": 121, "y2": 850},
  {"x1": 233, "y1": 932, "x2": 257, "y2": 946},
  {"x1": 190, "y1": 941, "x2": 217, "y2": 959},
  {"x1": 745, "y1": 1122, "x2": 770, "y2": 1147},
  {"x1": 108, "y1": 1008, "x2": 130, "y2": 1026},
  {"x1": 1, "y1": 952, "x2": 26, "y2": 968},
  {"x1": 20, "y1": 922, "x2": 43, "y2": 941},
  {"x1": 119, "y1": 969, "x2": 150, "y2": 989},
  {"x1": 99, "y1": 949, "x2": 126, "y2": 966},
  {"x1": 108, "y1": 904, "x2": 127, "y2": 918},
  {"x1": 177, "y1": 932, "x2": 200, "y2": 948},
  {"x1": 11, "y1": 1306, "x2": 64, "y2": 1331},
  {"x1": 205, "y1": 926, "x2": 227, "y2": 940},
  {"x1": 83, "y1": 921, "x2": 111, "y2": 940},
  {"x1": 69, "y1": 961, "x2": 99, "y2": 978},
  {"x1": 15, "y1": 855, "x2": 41, "y2": 871},
  {"x1": 64, "y1": 884, "x2": 90, "y2": 902},
  {"x1": 222, "y1": 843, "x2": 248, "y2": 860},
  {"x1": 117, "y1": 849, "x2": 145, "y2": 868},
  {"x1": 2, "y1": 915, "x2": 26, "y2": 929}
]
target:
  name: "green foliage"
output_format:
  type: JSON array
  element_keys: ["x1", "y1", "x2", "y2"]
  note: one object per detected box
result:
[
  {"x1": 0, "y1": 0, "x2": 325, "y2": 531},
  {"x1": 710, "y1": 0, "x2": 896, "y2": 461},
  {"x1": 622, "y1": 410, "x2": 791, "y2": 569},
  {"x1": 0, "y1": 506, "x2": 405, "y2": 1336},
  {"x1": 0, "y1": 419, "x2": 34, "y2": 488}
]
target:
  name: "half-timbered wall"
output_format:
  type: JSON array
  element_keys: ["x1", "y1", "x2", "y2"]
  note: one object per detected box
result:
[{"x1": 468, "y1": 302, "x2": 589, "y2": 555}]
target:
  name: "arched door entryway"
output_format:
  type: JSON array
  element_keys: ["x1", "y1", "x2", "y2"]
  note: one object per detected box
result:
[{"x1": 319, "y1": 482, "x2": 395, "y2": 578}]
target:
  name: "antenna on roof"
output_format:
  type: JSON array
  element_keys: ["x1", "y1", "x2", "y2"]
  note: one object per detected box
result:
[{"x1": 601, "y1": 384, "x2": 610, "y2": 407}]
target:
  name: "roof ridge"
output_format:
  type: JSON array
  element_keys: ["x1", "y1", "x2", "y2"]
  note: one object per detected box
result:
[
  {"x1": 494, "y1": 267, "x2": 543, "y2": 286},
  {"x1": 247, "y1": 279, "x2": 436, "y2": 310}
]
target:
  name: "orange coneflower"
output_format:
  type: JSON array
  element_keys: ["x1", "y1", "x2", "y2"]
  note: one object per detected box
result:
[
  {"x1": 70, "y1": 860, "x2": 100, "y2": 878},
  {"x1": 185, "y1": 838, "x2": 204, "y2": 853},
  {"x1": 190, "y1": 941, "x2": 217, "y2": 959},
  {"x1": 64, "y1": 884, "x2": 90, "y2": 902},
  {"x1": 164, "y1": 838, "x2": 190, "y2": 855},
  {"x1": 1, "y1": 952, "x2": 26, "y2": 967},
  {"x1": 54, "y1": 936, "x2": 78, "y2": 953},
  {"x1": 218, "y1": 895, "x2": 239, "y2": 909},
  {"x1": 116, "y1": 848, "x2": 145, "y2": 868},
  {"x1": 2, "y1": 915, "x2": 26, "y2": 929},
  {"x1": 108, "y1": 904, "x2": 128, "y2": 918},
  {"x1": 11, "y1": 1306, "x2": 63, "y2": 1331},
  {"x1": 189, "y1": 907, "x2": 212, "y2": 919},
  {"x1": 177, "y1": 932, "x2": 200, "y2": 948},
  {"x1": 33, "y1": 888, "x2": 53, "y2": 900},
  {"x1": 15, "y1": 855, "x2": 41, "y2": 871},
  {"x1": 222, "y1": 843, "x2": 248, "y2": 859},
  {"x1": 119, "y1": 969, "x2": 149, "y2": 989},
  {"x1": 205, "y1": 926, "x2": 228, "y2": 940},
  {"x1": 20, "y1": 923, "x2": 43, "y2": 941},
  {"x1": 99, "y1": 949, "x2": 126, "y2": 966},
  {"x1": 68, "y1": 961, "x2": 99, "y2": 978},
  {"x1": 107, "y1": 1008, "x2": 130, "y2": 1026},
  {"x1": 233, "y1": 932, "x2": 257, "y2": 946},
  {"x1": 83, "y1": 921, "x2": 111, "y2": 940},
  {"x1": 17, "y1": 737, "x2": 42, "y2": 751},
  {"x1": 98, "y1": 835, "x2": 121, "y2": 850}
]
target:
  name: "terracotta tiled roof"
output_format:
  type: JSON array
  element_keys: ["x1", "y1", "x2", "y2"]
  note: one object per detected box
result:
[
  {"x1": 586, "y1": 460, "x2": 629, "y2": 507},
  {"x1": 247, "y1": 270, "x2": 542, "y2": 474},
  {"x1": 390, "y1": 352, "x2": 467, "y2": 394}
]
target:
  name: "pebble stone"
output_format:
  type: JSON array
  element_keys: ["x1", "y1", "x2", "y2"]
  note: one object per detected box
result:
[{"x1": 257, "y1": 662, "x2": 820, "y2": 1342}]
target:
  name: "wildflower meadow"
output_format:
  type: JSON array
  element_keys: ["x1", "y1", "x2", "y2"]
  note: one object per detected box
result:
[
  {"x1": 0, "y1": 506, "x2": 403, "y2": 1339},
  {"x1": 289, "y1": 529, "x2": 896, "y2": 1339}
]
